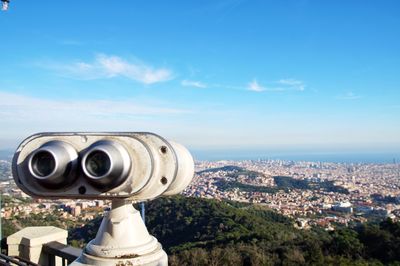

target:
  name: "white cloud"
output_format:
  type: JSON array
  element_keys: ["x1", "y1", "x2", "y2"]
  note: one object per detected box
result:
[
  {"x1": 0, "y1": 91, "x2": 195, "y2": 148},
  {"x1": 247, "y1": 79, "x2": 265, "y2": 92},
  {"x1": 277, "y1": 79, "x2": 305, "y2": 91},
  {"x1": 181, "y1": 80, "x2": 207, "y2": 88},
  {"x1": 247, "y1": 79, "x2": 306, "y2": 92},
  {"x1": 337, "y1": 92, "x2": 362, "y2": 100},
  {"x1": 0, "y1": 92, "x2": 188, "y2": 125},
  {"x1": 278, "y1": 79, "x2": 302, "y2": 86},
  {"x1": 45, "y1": 54, "x2": 173, "y2": 84}
]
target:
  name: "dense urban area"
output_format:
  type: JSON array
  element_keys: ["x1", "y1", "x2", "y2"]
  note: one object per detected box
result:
[
  {"x1": 1, "y1": 156, "x2": 400, "y2": 230},
  {"x1": 185, "y1": 159, "x2": 400, "y2": 229},
  {"x1": 1, "y1": 156, "x2": 400, "y2": 265}
]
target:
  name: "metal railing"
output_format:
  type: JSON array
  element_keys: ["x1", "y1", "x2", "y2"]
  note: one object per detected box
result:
[
  {"x1": 2, "y1": 230, "x2": 82, "y2": 266},
  {"x1": 0, "y1": 253, "x2": 40, "y2": 266},
  {"x1": 42, "y1": 242, "x2": 81, "y2": 266},
  {"x1": 1, "y1": 241, "x2": 81, "y2": 266}
]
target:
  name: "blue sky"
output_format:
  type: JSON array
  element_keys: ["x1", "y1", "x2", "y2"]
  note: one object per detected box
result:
[{"x1": 0, "y1": 0, "x2": 399, "y2": 158}]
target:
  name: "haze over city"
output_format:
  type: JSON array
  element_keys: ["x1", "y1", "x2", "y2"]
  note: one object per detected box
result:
[{"x1": 1, "y1": 1, "x2": 399, "y2": 161}]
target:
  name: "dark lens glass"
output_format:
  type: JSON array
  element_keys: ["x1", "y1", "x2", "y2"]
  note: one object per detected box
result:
[
  {"x1": 32, "y1": 151, "x2": 56, "y2": 177},
  {"x1": 85, "y1": 150, "x2": 111, "y2": 177}
]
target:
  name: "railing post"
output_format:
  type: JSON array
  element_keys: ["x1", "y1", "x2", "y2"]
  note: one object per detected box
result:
[
  {"x1": 48, "y1": 253, "x2": 56, "y2": 266},
  {"x1": 7, "y1": 226, "x2": 68, "y2": 265},
  {"x1": 42, "y1": 241, "x2": 82, "y2": 265}
]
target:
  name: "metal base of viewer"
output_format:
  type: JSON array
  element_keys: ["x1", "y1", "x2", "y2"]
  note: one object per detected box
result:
[{"x1": 70, "y1": 200, "x2": 168, "y2": 266}]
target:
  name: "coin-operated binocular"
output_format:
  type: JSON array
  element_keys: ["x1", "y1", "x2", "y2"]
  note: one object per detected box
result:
[{"x1": 13, "y1": 132, "x2": 194, "y2": 266}]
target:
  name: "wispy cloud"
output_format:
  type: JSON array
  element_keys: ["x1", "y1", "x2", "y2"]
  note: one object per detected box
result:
[
  {"x1": 337, "y1": 92, "x2": 362, "y2": 100},
  {"x1": 277, "y1": 79, "x2": 305, "y2": 91},
  {"x1": 247, "y1": 78, "x2": 306, "y2": 92},
  {"x1": 43, "y1": 54, "x2": 174, "y2": 84},
  {"x1": 0, "y1": 91, "x2": 193, "y2": 147},
  {"x1": 247, "y1": 79, "x2": 266, "y2": 92},
  {"x1": 181, "y1": 79, "x2": 207, "y2": 88},
  {"x1": 0, "y1": 92, "x2": 188, "y2": 123}
]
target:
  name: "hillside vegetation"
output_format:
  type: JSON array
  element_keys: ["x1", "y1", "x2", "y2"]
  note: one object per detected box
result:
[
  {"x1": 201, "y1": 165, "x2": 349, "y2": 194},
  {"x1": 69, "y1": 196, "x2": 400, "y2": 266}
]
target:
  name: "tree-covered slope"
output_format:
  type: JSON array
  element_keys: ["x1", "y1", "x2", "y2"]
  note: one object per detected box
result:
[
  {"x1": 68, "y1": 196, "x2": 400, "y2": 265},
  {"x1": 145, "y1": 196, "x2": 293, "y2": 252}
]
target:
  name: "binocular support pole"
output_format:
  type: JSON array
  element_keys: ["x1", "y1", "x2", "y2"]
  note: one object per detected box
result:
[{"x1": 71, "y1": 199, "x2": 168, "y2": 266}]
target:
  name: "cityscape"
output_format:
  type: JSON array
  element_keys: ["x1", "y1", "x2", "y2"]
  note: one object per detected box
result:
[{"x1": 2, "y1": 155, "x2": 400, "y2": 231}]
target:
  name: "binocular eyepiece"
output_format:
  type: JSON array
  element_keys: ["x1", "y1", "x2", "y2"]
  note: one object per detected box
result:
[
  {"x1": 28, "y1": 140, "x2": 78, "y2": 187},
  {"x1": 13, "y1": 132, "x2": 194, "y2": 201},
  {"x1": 81, "y1": 140, "x2": 131, "y2": 189}
]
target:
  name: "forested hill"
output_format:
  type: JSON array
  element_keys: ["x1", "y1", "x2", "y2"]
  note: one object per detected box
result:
[
  {"x1": 200, "y1": 165, "x2": 349, "y2": 194},
  {"x1": 197, "y1": 165, "x2": 244, "y2": 174},
  {"x1": 68, "y1": 196, "x2": 400, "y2": 265}
]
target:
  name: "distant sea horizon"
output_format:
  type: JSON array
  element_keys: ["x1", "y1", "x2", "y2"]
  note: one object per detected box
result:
[
  {"x1": 1, "y1": 148, "x2": 399, "y2": 164},
  {"x1": 192, "y1": 150, "x2": 400, "y2": 164}
]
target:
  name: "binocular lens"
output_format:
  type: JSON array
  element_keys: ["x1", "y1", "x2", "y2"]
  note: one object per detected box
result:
[
  {"x1": 85, "y1": 150, "x2": 111, "y2": 177},
  {"x1": 27, "y1": 141, "x2": 78, "y2": 188},
  {"x1": 82, "y1": 140, "x2": 131, "y2": 189},
  {"x1": 31, "y1": 151, "x2": 56, "y2": 177}
]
